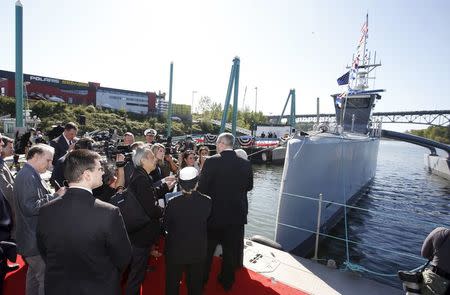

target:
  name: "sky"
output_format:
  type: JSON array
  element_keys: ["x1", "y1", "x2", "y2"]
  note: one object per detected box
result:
[{"x1": 1, "y1": 0, "x2": 449, "y2": 132}]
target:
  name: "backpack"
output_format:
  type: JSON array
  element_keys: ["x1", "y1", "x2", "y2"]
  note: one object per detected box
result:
[{"x1": 109, "y1": 189, "x2": 150, "y2": 233}]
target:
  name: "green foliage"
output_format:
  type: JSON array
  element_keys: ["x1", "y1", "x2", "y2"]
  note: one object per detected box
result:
[
  {"x1": 0, "y1": 96, "x2": 16, "y2": 116},
  {"x1": 0, "y1": 95, "x2": 274, "y2": 137},
  {"x1": 0, "y1": 96, "x2": 192, "y2": 137},
  {"x1": 409, "y1": 126, "x2": 450, "y2": 144}
]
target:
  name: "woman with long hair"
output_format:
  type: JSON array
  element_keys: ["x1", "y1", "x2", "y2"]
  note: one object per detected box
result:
[
  {"x1": 197, "y1": 146, "x2": 210, "y2": 172},
  {"x1": 179, "y1": 150, "x2": 199, "y2": 171}
]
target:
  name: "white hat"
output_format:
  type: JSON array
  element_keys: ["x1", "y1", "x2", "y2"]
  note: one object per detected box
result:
[
  {"x1": 144, "y1": 128, "x2": 157, "y2": 136},
  {"x1": 179, "y1": 167, "x2": 198, "y2": 181}
]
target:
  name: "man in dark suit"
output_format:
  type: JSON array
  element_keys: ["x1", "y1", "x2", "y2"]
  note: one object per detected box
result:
[
  {"x1": 36, "y1": 149, "x2": 132, "y2": 295},
  {"x1": 49, "y1": 122, "x2": 78, "y2": 165},
  {"x1": 49, "y1": 137, "x2": 94, "y2": 190},
  {"x1": 198, "y1": 132, "x2": 253, "y2": 291}
]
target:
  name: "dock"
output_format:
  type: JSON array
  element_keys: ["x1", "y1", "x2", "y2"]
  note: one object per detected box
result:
[{"x1": 244, "y1": 239, "x2": 403, "y2": 295}]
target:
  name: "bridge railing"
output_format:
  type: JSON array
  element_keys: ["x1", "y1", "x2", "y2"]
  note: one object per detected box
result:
[{"x1": 268, "y1": 110, "x2": 450, "y2": 127}]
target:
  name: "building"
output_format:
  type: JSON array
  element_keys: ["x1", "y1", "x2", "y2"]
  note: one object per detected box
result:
[
  {"x1": 0, "y1": 70, "x2": 159, "y2": 114},
  {"x1": 156, "y1": 92, "x2": 168, "y2": 114}
]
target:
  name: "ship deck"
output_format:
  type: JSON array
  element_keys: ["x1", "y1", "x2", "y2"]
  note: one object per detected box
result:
[{"x1": 4, "y1": 238, "x2": 403, "y2": 294}]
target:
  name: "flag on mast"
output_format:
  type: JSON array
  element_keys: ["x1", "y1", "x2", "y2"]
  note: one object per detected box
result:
[{"x1": 337, "y1": 71, "x2": 350, "y2": 85}]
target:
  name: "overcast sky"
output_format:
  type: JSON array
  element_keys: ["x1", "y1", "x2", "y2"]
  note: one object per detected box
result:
[{"x1": 1, "y1": 0, "x2": 449, "y2": 131}]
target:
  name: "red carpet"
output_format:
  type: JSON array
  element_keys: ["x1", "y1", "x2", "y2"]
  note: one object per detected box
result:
[{"x1": 4, "y1": 253, "x2": 308, "y2": 295}]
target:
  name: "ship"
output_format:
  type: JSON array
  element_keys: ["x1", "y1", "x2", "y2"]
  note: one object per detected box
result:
[{"x1": 275, "y1": 14, "x2": 385, "y2": 256}]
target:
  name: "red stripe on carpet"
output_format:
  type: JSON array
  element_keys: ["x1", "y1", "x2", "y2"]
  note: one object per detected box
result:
[{"x1": 4, "y1": 254, "x2": 308, "y2": 295}]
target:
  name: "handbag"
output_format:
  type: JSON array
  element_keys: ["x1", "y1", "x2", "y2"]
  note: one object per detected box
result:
[{"x1": 109, "y1": 188, "x2": 151, "y2": 233}]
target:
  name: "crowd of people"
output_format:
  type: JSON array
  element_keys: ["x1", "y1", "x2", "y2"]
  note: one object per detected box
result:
[
  {"x1": 0, "y1": 123, "x2": 254, "y2": 295},
  {"x1": 2, "y1": 123, "x2": 448, "y2": 295}
]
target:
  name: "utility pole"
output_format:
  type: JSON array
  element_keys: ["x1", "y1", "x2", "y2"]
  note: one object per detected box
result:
[
  {"x1": 166, "y1": 62, "x2": 174, "y2": 137},
  {"x1": 254, "y1": 86, "x2": 258, "y2": 113},
  {"x1": 15, "y1": 0, "x2": 24, "y2": 129},
  {"x1": 242, "y1": 86, "x2": 247, "y2": 110}
]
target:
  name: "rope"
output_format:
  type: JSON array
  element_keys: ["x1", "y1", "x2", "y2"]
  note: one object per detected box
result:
[
  {"x1": 342, "y1": 261, "x2": 429, "y2": 278},
  {"x1": 340, "y1": 138, "x2": 351, "y2": 264},
  {"x1": 279, "y1": 222, "x2": 426, "y2": 261}
]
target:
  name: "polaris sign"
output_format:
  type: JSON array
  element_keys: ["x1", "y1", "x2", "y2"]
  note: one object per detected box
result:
[{"x1": 29, "y1": 75, "x2": 60, "y2": 84}]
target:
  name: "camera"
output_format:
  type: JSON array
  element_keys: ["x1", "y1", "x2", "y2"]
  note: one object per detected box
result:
[{"x1": 104, "y1": 143, "x2": 133, "y2": 166}]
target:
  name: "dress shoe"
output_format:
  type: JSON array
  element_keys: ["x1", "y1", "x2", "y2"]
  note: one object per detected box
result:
[{"x1": 217, "y1": 275, "x2": 232, "y2": 291}]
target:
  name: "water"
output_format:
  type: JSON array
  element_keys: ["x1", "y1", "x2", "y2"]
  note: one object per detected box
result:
[{"x1": 245, "y1": 140, "x2": 450, "y2": 288}]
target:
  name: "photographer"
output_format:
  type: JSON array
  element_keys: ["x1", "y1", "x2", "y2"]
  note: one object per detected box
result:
[
  {"x1": 92, "y1": 153, "x2": 126, "y2": 202},
  {"x1": 179, "y1": 136, "x2": 196, "y2": 153},
  {"x1": 421, "y1": 227, "x2": 450, "y2": 295}
]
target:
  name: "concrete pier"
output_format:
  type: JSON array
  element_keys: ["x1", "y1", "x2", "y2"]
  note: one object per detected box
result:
[{"x1": 244, "y1": 239, "x2": 403, "y2": 295}]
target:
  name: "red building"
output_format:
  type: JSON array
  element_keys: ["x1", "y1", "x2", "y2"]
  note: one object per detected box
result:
[{"x1": 0, "y1": 70, "x2": 158, "y2": 113}]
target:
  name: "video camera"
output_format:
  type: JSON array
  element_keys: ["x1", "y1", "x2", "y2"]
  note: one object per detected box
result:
[{"x1": 104, "y1": 142, "x2": 133, "y2": 167}]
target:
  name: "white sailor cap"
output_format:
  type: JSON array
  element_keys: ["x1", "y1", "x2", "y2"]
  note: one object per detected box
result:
[
  {"x1": 144, "y1": 128, "x2": 157, "y2": 136},
  {"x1": 179, "y1": 167, "x2": 199, "y2": 191},
  {"x1": 179, "y1": 167, "x2": 198, "y2": 181}
]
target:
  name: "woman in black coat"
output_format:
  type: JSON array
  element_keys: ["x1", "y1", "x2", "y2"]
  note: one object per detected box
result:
[{"x1": 125, "y1": 147, "x2": 175, "y2": 295}]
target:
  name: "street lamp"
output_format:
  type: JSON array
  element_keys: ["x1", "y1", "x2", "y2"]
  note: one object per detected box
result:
[
  {"x1": 254, "y1": 87, "x2": 258, "y2": 113},
  {"x1": 191, "y1": 90, "x2": 197, "y2": 114}
]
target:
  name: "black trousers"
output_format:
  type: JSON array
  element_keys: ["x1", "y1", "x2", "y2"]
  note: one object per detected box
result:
[
  {"x1": 236, "y1": 225, "x2": 245, "y2": 268},
  {"x1": 165, "y1": 261, "x2": 203, "y2": 295},
  {"x1": 125, "y1": 245, "x2": 150, "y2": 295},
  {"x1": 0, "y1": 259, "x2": 6, "y2": 293},
  {"x1": 203, "y1": 224, "x2": 242, "y2": 289}
]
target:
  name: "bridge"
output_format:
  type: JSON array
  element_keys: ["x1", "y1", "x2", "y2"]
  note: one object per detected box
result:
[
  {"x1": 210, "y1": 119, "x2": 252, "y2": 135},
  {"x1": 266, "y1": 110, "x2": 450, "y2": 127}
]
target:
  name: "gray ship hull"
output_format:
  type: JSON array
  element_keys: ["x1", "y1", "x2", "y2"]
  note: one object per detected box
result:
[{"x1": 275, "y1": 132, "x2": 380, "y2": 256}]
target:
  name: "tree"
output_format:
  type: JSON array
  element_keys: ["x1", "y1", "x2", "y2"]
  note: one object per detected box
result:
[
  {"x1": 409, "y1": 126, "x2": 450, "y2": 144},
  {"x1": 197, "y1": 96, "x2": 212, "y2": 114}
]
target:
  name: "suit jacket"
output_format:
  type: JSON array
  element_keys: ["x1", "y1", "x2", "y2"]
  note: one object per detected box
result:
[
  {"x1": 0, "y1": 158, "x2": 15, "y2": 221},
  {"x1": 49, "y1": 154, "x2": 65, "y2": 189},
  {"x1": 36, "y1": 188, "x2": 132, "y2": 295},
  {"x1": 128, "y1": 166, "x2": 168, "y2": 247},
  {"x1": 49, "y1": 134, "x2": 69, "y2": 165},
  {"x1": 198, "y1": 150, "x2": 253, "y2": 228},
  {"x1": 13, "y1": 163, "x2": 57, "y2": 257},
  {"x1": 0, "y1": 190, "x2": 13, "y2": 242}
]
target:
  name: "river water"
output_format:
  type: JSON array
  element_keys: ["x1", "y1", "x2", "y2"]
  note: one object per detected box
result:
[{"x1": 245, "y1": 140, "x2": 450, "y2": 288}]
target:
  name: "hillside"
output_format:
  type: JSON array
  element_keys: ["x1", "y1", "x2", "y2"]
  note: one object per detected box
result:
[{"x1": 0, "y1": 96, "x2": 190, "y2": 137}]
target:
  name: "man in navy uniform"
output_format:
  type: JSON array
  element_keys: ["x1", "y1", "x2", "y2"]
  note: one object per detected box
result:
[
  {"x1": 164, "y1": 167, "x2": 211, "y2": 295},
  {"x1": 198, "y1": 132, "x2": 253, "y2": 291}
]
